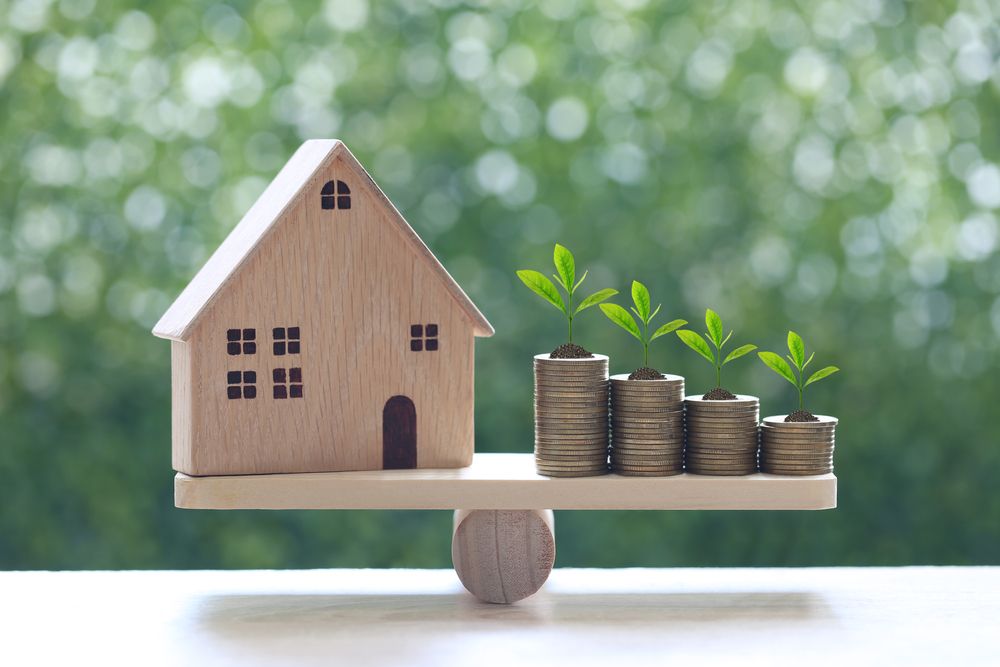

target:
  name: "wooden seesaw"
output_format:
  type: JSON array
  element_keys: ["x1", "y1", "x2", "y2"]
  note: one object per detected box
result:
[{"x1": 175, "y1": 452, "x2": 837, "y2": 604}]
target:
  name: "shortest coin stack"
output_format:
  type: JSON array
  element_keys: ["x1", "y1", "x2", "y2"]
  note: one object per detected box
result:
[
  {"x1": 533, "y1": 354, "x2": 610, "y2": 477},
  {"x1": 684, "y1": 395, "x2": 760, "y2": 475},
  {"x1": 609, "y1": 374, "x2": 685, "y2": 476},
  {"x1": 759, "y1": 415, "x2": 837, "y2": 475}
]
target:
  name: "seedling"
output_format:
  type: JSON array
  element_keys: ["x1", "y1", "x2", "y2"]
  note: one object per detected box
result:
[
  {"x1": 757, "y1": 331, "x2": 839, "y2": 414},
  {"x1": 676, "y1": 309, "x2": 757, "y2": 391},
  {"x1": 516, "y1": 244, "x2": 617, "y2": 344},
  {"x1": 600, "y1": 281, "x2": 686, "y2": 371}
]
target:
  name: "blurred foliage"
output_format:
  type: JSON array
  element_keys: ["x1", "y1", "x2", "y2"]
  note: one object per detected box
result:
[{"x1": 2, "y1": 0, "x2": 1000, "y2": 570}]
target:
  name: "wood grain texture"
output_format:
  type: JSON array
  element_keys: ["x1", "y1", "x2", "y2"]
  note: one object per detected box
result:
[
  {"x1": 5, "y1": 568, "x2": 998, "y2": 666},
  {"x1": 452, "y1": 509, "x2": 556, "y2": 603},
  {"x1": 169, "y1": 341, "x2": 192, "y2": 473},
  {"x1": 175, "y1": 453, "x2": 837, "y2": 510},
  {"x1": 160, "y1": 144, "x2": 492, "y2": 475}
]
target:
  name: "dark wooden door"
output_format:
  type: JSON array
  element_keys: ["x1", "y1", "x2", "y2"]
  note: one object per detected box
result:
[{"x1": 383, "y1": 395, "x2": 417, "y2": 469}]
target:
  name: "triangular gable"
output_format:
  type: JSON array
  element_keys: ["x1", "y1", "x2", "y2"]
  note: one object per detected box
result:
[{"x1": 152, "y1": 140, "x2": 494, "y2": 341}]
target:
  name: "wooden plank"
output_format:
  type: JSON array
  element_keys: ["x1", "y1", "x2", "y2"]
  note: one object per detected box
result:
[{"x1": 175, "y1": 453, "x2": 837, "y2": 510}]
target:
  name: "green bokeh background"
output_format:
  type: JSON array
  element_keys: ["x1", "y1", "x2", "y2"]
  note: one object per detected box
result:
[{"x1": 2, "y1": 0, "x2": 999, "y2": 569}]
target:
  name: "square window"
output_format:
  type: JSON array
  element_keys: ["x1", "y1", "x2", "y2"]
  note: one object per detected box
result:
[
  {"x1": 321, "y1": 196, "x2": 335, "y2": 210},
  {"x1": 272, "y1": 325, "x2": 301, "y2": 355},
  {"x1": 272, "y1": 366, "x2": 303, "y2": 400},
  {"x1": 227, "y1": 370, "x2": 256, "y2": 400},
  {"x1": 410, "y1": 322, "x2": 439, "y2": 352},
  {"x1": 338, "y1": 195, "x2": 351, "y2": 210},
  {"x1": 226, "y1": 328, "x2": 258, "y2": 355}
]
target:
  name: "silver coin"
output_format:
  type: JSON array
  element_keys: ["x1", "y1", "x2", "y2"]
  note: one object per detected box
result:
[
  {"x1": 535, "y1": 414, "x2": 609, "y2": 423},
  {"x1": 535, "y1": 434, "x2": 609, "y2": 442},
  {"x1": 686, "y1": 454, "x2": 758, "y2": 463},
  {"x1": 612, "y1": 439, "x2": 685, "y2": 448},
  {"x1": 612, "y1": 434, "x2": 684, "y2": 443},
  {"x1": 760, "y1": 433, "x2": 835, "y2": 442},
  {"x1": 536, "y1": 465, "x2": 609, "y2": 473},
  {"x1": 760, "y1": 422, "x2": 837, "y2": 432},
  {"x1": 761, "y1": 415, "x2": 837, "y2": 426},
  {"x1": 760, "y1": 465, "x2": 832, "y2": 473},
  {"x1": 761, "y1": 442, "x2": 835, "y2": 451},
  {"x1": 685, "y1": 394, "x2": 758, "y2": 404}
]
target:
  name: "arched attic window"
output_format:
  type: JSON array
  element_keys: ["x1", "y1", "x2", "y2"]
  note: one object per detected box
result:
[{"x1": 321, "y1": 180, "x2": 351, "y2": 210}]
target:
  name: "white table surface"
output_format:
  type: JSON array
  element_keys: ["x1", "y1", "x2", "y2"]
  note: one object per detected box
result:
[{"x1": 2, "y1": 567, "x2": 997, "y2": 666}]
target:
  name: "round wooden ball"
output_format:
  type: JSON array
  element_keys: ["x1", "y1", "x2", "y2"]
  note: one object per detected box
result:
[{"x1": 451, "y1": 509, "x2": 555, "y2": 604}]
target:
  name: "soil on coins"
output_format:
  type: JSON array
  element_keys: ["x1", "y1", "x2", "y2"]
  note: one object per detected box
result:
[{"x1": 550, "y1": 343, "x2": 593, "y2": 359}]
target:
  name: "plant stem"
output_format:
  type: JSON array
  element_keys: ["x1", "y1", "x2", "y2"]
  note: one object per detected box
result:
[
  {"x1": 641, "y1": 319, "x2": 648, "y2": 367},
  {"x1": 796, "y1": 366, "x2": 804, "y2": 411},
  {"x1": 567, "y1": 289, "x2": 573, "y2": 343},
  {"x1": 716, "y1": 362, "x2": 721, "y2": 388}
]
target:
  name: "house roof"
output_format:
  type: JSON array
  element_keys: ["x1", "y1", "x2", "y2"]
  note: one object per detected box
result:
[{"x1": 152, "y1": 140, "x2": 494, "y2": 341}]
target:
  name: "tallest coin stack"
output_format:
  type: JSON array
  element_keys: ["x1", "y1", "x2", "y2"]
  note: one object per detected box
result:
[{"x1": 533, "y1": 354, "x2": 610, "y2": 477}]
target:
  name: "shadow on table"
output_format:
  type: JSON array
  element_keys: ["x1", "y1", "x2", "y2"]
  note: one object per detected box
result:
[{"x1": 194, "y1": 588, "x2": 832, "y2": 644}]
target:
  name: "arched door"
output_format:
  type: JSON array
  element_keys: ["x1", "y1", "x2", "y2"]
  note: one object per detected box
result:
[{"x1": 383, "y1": 395, "x2": 416, "y2": 469}]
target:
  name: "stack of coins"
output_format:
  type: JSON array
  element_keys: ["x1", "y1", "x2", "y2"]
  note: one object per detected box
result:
[
  {"x1": 533, "y1": 354, "x2": 609, "y2": 477},
  {"x1": 759, "y1": 415, "x2": 837, "y2": 475},
  {"x1": 609, "y1": 374, "x2": 685, "y2": 476},
  {"x1": 684, "y1": 395, "x2": 760, "y2": 475}
]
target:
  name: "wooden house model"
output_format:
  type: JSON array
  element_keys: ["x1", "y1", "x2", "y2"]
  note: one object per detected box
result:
[{"x1": 153, "y1": 140, "x2": 494, "y2": 476}]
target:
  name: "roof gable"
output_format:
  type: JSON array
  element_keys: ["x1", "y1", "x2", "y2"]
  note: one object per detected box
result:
[{"x1": 152, "y1": 140, "x2": 494, "y2": 341}]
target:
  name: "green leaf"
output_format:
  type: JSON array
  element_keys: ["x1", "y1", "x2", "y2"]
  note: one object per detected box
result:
[
  {"x1": 805, "y1": 366, "x2": 840, "y2": 387},
  {"x1": 723, "y1": 343, "x2": 757, "y2": 365},
  {"x1": 575, "y1": 288, "x2": 618, "y2": 314},
  {"x1": 551, "y1": 274, "x2": 567, "y2": 293},
  {"x1": 650, "y1": 319, "x2": 686, "y2": 341},
  {"x1": 600, "y1": 303, "x2": 642, "y2": 341},
  {"x1": 705, "y1": 309, "x2": 723, "y2": 347},
  {"x1": 787, "y1": 331, "x2": 805, "y2": 369},
  {"x1": 721, "y1": 330, "x2": 733, "y2": 348},
  {"x1": 516, "y1": 270, "x2": 566, "y2": 314},
  {"x1": 649, "y1": 303, "x2": 661, "y2": 322},
  {"x1": 803, "y1": 351, "x2": 815, "y2": 370},
  {"x1": 553, "y1": 244, "x2": 575, "y2": 292},
  {"x1": 631, "y1": 281, "x2": 650, "y2": 322},
  {"x1": 758, "y1": 351, "x2": 798, "y2": 387},
  {"x1": 572, "y1": 269, "x2": 588, "y2": 293},
  {"x1": 677, "y1": 330, "x2": 715, "y2": 365}
]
